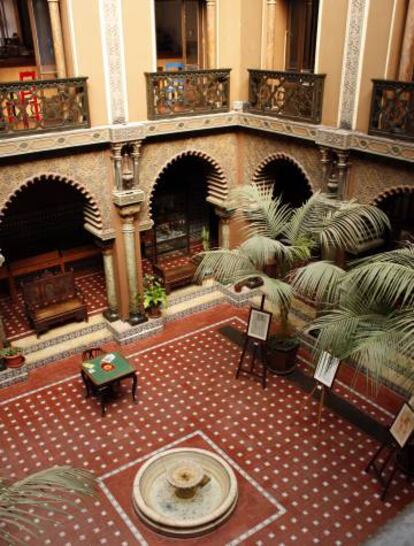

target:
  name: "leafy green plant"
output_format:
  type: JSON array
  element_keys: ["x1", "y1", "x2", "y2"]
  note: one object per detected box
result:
[
  {"x1": 0, "y1": 466, "x2": 97, "y2": 545},
  {"x1": 293, "y1": 243, "x2": 414, "y2": 391},
  {"x1": 0, "y1": 346, "x2": 23, "y2": 357},
  {"x1": 141, "y1": 274, "x2": 168, "y2": 310},
  {"x1": 195, "y1": 184, "x2": 389, "y2": 338}
]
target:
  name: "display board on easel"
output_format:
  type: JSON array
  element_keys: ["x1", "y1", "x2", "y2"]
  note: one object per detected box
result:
[
  {"x1": 309, "y1": 350, "x2": 341, "y2": 429},
  {"x1": 235, "y1": 305, "x2": 272, "y2": 389},
  {"x1": 366, "y1": 398, "x2": 414, "y2": 500}
]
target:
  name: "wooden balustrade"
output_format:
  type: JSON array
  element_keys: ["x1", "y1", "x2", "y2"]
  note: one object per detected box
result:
[
  {"x1": 246, "y1": 69, "x2": 325, "y2": 124},
  {"x1": 145, "y1": 69, "x2": 231, "y2": 120},
  {"x1": 0, "y1": 77, "x2": 90, "y2": 137},
  {"x1": 369, "y1": 80, "x2": 414, "y2": 141}
]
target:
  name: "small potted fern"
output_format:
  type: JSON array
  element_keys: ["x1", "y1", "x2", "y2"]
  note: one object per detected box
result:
[
  {"x1": 141, "y1": 274, "x2": 167, "y2": 318},
  {"x1": 0, "y1": 346, "x2": 25, "y2": 368}
]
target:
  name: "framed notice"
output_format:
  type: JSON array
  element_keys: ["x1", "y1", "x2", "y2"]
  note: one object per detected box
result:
[
  {"x1": 246, "y1": 307, "x2": 272, "y2": 342},
  {"x1": 390, "y1": 403, "x2": 414, "y2": 448},
  {"x1": 313, "y1": 351, "x2": 340, "y2": 388}
]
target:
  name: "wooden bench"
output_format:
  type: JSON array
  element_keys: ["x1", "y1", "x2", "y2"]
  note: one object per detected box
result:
[
  {"x1": 22, "y1": 271, "x2": 88, "y2": 337},
  {"x1": 7, "y1": 250, "x2": 63, "y2": 302},
  {"x1": 153, "y1": 261, "x2": 197, "y2": 294}
]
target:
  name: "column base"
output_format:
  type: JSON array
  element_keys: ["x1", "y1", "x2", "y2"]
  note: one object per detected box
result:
[
  {"x1": 128, "y1": 312, "x2": 148, "y2": 326},
  {"x1": 103, "y1": 308, "x2": 120, "y2": 322}
]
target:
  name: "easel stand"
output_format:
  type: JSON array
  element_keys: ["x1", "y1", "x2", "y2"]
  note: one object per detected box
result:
[
  {"x1": 365, "y1": 438, "x2": 414, "y2": 501},
  {"x1": 236, "y1": 337, "x2": 268, "y2": 389},
  {"x1": 308, "y1": 382, "x2": 328, "y2": 430}
]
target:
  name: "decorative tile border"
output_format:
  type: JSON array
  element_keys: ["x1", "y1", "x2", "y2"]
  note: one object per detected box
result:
[
  {"x1": 22, "y1": 320, "x2": 108, "y2": 355},
  {"x1": 98, "y1": 430, "x2": 286, "y2": 546},
  {"x1": 0, "y1": 112, "x2": 413, "y2": 163},
  {"x1": 338, "y1": 0, "x2": 367, "y2": 129},
  {"x1": 0, "y1": 366, "x2": 29, "y2": 389}
]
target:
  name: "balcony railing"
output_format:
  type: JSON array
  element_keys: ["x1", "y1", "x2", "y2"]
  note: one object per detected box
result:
[
  {"x1": 145, "y1": 69, "x2": 231, "y2": 120},
  {"x1": 369, "y1": 79, "x2": 414, "y2": 141},
  {"x1": 0, "y1": 77, "x2": 90, "y2": 138},
  {"x1": 246, "y1": 69, "x2": 325, "y2": 124}
]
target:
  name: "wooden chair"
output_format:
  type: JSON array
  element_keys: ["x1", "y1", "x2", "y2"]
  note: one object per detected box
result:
[
  {"x1": 82, "y1": 346, "x2": 104, "y2": 362},
  {"x1": 81, "y1": 346, "x2": 119, "y2": 416}
]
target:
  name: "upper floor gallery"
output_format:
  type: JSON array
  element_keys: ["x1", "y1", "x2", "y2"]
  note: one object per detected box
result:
[{"x1": 0, "y1": 0, "x2": 413, "y2": 143}]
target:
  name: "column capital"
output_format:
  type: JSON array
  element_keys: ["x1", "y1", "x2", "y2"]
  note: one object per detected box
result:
[
  {"x1": 214, "y1": 206, "x2": 235, "y2": 220},
  {"x1": 119, "y1": 204, "x2": 140, "y2": 222}
]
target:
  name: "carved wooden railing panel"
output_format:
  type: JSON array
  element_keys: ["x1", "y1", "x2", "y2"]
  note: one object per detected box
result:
[
  {"x1": 369, "y1": 80, "x2": 414, "y2": 141},
  {"x1": 0, "y1": 77, "x2": 90, "y2": 137},
  {"x1": 145, "y1": 69, "x2": 231, "y2": 119},
  {"x1": 246, "y1": 69, "x2": 325, "y2": 124}
]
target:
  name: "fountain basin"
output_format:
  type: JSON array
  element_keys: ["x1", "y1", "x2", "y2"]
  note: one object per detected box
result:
[{"x1": 132, "y1": 447, "x2": 238, "y2": 538}]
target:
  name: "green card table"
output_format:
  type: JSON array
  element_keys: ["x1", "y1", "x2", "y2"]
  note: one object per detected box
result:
[{"x1": 80, "y1": 352, "x2": 137, "y2": 416}]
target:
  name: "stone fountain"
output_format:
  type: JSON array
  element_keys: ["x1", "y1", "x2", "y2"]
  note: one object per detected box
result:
[{"x1": 132, "y1": 447, "x2": 238, "y2": 537}]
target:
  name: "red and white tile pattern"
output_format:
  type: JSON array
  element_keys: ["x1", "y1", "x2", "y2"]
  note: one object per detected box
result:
[{"x1": 0, "y1": 307, "x2": 412, "y2": 545}]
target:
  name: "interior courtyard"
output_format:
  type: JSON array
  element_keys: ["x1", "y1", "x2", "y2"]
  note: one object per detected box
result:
[{"x1": 0, "y1": 0, "x2": 413, "y2": 545}]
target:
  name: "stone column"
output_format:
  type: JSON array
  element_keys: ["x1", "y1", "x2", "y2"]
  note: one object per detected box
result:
[
  {"x1": 398, "y1": 0, "x2": 414, "y2": 81},
  {"x1": 120, "y1": 208, "x2": 147, "y2": 325},
  {"x1": 206, "y1": 0, "x2": 217, "y2": 68},
  {"x1": 131, "y1": 141, "x2": 142, "y2": 187},
  {"x1": 47, "y1": 0, "x2": 67, "y2": 78},
  {"x1": 112, "y1": 143, "x2": 123, "y2": 191},
  {"x1": 215, "y1": 207, "x2": 234, "y2": 249},
  {"x1": 265, "y1": 0, "x2": 277, "y2": 69},
  {"x1": 319, "y1": 147, "x2": 331, "y2": 193},
  {"x1": 335, "y1": 151, "x2": 349, "y2": 200},
  {"x1": 100, "y1": 244, "x2": 119, "y2": 321}
]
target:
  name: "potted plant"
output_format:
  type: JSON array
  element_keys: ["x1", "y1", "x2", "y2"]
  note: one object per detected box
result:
[
  {"x1": 141, "y1": 274, "x2": 168, "y2": 318},
  {"x1": 295, "y1": 243, "x2": 414, "y2": 392},
  {"x1": 0, "y1": 346, "x2": 25, "y2": 368},
  {"x1": 195, "y1": 184, "x2": 389, "y2": 375},
  {"x1": 0, "y1": 466, "x2": 96, "y2": 545}
]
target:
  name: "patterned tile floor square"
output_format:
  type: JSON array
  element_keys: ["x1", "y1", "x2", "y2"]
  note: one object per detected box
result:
[{"x1": 0, "y1": 304, "x2": 413, "y2": 545}]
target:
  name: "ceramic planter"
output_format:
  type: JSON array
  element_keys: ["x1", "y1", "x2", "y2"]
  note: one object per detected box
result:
[
  {"x1": 266, "y1": 338, "x2": 300, "y2": 375},
  {"x1": 147, "y1": 305, "x2": 162, "y2": 319},
  {"x1": 4, "y1": 354, "x2": 25, "y2": 368}
]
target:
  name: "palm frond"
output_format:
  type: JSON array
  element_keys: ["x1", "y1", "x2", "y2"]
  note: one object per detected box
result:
[
  {"x1": 234, "y1": 184, "x2": 292, "y2": 239},
  {"x1": 344, "y1": 260, "x2": 414, "y2": 307},
  {"x1": 259, "y1": 274, "x2": 293, "y2": 310},
  {"x1": 239, "y1": 235, "x2": 311, "y2": 269},
  {"x1": 0, "y1": 466, "x2": 97, "y2": 546},
  {"x1": 284, "y1": 191, "x2": 331, "y2": 244},
  {"x1": 291, "y1": 261, "x2": 346, "y2": 304},
  {"x1": 318, "y1": 202, "x2": 389, "y2": 252},
  {"x1": 194, "y1": 249, "x2": 257, "y2": 284}
]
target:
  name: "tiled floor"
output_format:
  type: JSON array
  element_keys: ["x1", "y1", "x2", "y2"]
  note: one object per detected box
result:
[{"x1": 0, "y1": 304, "x2": 412, "y2": 545}]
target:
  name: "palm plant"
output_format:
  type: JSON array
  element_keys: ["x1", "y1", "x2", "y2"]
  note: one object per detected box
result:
[
  {"x1": 293, "y1": 243, "x2": 414, "y2": 391},
  {"x1": 195, "y1": 183, "x2": 389, "y2": 337},
  {"x1": 0, "y1": 466, "x2": 97, "y2": 545}
]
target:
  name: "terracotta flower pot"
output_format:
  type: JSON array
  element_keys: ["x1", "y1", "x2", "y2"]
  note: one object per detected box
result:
[
  {"x1": 5, "y1": 354, "x2": 25, "y2": 369},
  {"x1": 147, "y1": 305, "x2": 162, "y2": 319}
]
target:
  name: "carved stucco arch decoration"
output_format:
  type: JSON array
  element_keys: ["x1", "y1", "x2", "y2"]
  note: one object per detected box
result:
[
  {"x1": 252, "y1": 152, "x2": 314, "y2": 195},
  {"x1": 145, "y1": 149, "x2": 229, "y2": 226},
  {"x1": 0, "y1": 172, "x2": 104, "y2": 238},
  {"x1": 372, "y1": 185, "x2": 414, "y2": 207}
]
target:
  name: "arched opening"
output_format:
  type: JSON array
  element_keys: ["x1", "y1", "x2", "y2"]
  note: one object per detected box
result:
[
  {"x1": 253, "y1": 155, "x2": 313, "y2": 208},
  {"x1": 142, "y1": 154, "x2": 220, "y2": 284},
  {"x1": 0, "y1": 176, "x2": 107, "y2": 340},
  {"x1": 373, "y1": 187, "x2": 414, "y2": 248},
  {"x1": 0, "y1": 180, "x2": 92, "y2": 261}
]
